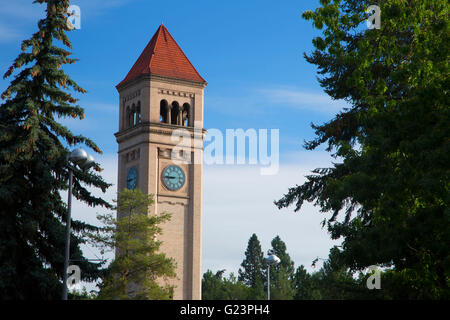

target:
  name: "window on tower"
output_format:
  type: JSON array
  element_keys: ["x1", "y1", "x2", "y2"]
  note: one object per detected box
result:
[
  {"x1": 135, "y1": 101, "x2": 142, "y2": 125},
  {"x1": 160, "y1": 100, "x2": 169, "y2": 123},
  {"x1": 182, "y1": 103, "x2": 190, "y2": 127},
  {"x1": 171, "y1": 101, "x2": 180, "y2": 125},
  {"x1": 131, "y1": 103, "x2": 136, "y2": 127},
  {"x1": 126, "y1": 106, "x2": 132, "y2": 128}
]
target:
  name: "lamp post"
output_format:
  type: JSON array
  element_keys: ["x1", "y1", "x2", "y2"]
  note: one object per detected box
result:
[
  {"x1": 266, "y1": 253, "x2": 280, "y2": 300},
  {"x1": 62, "y1": 148, "x2": 95, "y2": 300}
]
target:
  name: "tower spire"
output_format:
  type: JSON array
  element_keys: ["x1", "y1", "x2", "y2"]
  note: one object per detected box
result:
[{"x1": 117, "y1": 24, "x2": 206, "y2": 88}]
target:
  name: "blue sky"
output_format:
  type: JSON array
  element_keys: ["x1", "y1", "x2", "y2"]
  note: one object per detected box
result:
[
  {"x1": 0, "y1": 0, "x2": 348, "y2": 284},
  {"x1": 0, "y1": 0, "x2": 345, "y2": 155}
]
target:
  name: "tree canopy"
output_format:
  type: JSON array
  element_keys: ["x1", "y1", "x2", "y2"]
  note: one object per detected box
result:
[
  {"x1": 90, "y1": 189, "x2": 176, "y2": 300},
  {"x1": 267, "y1": 236, "x2": 296, "y2": 300},
  {"x1": 275, "y1": 0, "x2": 449, "y2": 299},
  {"x1": 238, "y1": 233, "x2": 267, "y2": 299}
]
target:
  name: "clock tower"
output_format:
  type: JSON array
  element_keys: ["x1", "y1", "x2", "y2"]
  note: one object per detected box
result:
[{"x1": 114, "y1": 24, "x2": 207, "y2": 300}]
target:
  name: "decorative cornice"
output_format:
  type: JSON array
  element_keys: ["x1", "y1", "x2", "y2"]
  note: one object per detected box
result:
[
  {"x1": 116, "y1": 74, "x2": 207, "y2": 92},
  {"x1": 158, "y1": 88, "x2": 195, "y2": 98},
  {"x1": 115, "y1": 122, "x2": 207, "y2": 143},
  {"x1": 122, "y1": 89, "x2": 141, "y2": 104}
]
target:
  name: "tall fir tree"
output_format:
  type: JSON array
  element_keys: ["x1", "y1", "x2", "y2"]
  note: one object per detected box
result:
[
  {"x1": 293, "y1": 265, "x2": 315, "y2": 300},
  {"x1": 268, "y1": 236, "x2": 296, "y2": 300},
  {"x1": 276, "y1": 0, "x2": 449, "y2": 298},
  {"x1": 238, "y1": 233, "x2": 266, "y2": 299},
  {"x1": 0, "y1": 0, "x2": 111, "y2": 299}
]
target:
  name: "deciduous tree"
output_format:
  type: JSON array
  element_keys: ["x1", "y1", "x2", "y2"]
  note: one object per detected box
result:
[{"x1": 276, "y1": 0, "x2": 449, "y2": 299}]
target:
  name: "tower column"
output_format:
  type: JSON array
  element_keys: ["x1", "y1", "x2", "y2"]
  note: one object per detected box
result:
[
  {"x1": 167, "y1": 105, "x2": 172, "y2": 125},
  {"x1": 115, "y1": 23, "x2": 207, "y2": 300},
  {"x1": 178, "y1": 109, "x2": 183, "y2": 126}
]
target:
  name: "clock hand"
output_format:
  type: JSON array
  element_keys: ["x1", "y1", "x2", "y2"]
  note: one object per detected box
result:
[{"x1": 164, "y1": 175, "x2": 176, "y2": 179}]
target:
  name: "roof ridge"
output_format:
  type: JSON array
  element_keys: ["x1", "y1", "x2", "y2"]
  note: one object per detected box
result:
[
  {"x1": 146, "y1": 24, "x2": 163, "y2": 74},
  {"x1": 117, "y1": 24, "x2": 206, "y2": 88},
  {"x1": 159, "y1": 24, "x2": 204, "y2": 82},
  {"x1": 152, "y1": 25, "x2": 179, "y2": 74}
]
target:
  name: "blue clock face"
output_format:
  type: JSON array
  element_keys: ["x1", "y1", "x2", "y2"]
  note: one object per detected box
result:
[
  {"x1": 126, "y1": 166, "x2": 138, "y2": 190},
  {"x1": 162, "y1": 165, "x2": 185, "y2": 191}
]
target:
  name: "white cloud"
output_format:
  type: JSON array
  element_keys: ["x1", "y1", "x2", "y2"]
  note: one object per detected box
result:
[
  {"x1": 65, "y1": 153, "x2": 117, "y2": 225},
  {"x1": 75, "y1": 0, "x2": 136, "y2": 10},
  {"x1": 56, "y1": 101, "x2": 118, "y2": 132},
  {"x1": 0, "y1": 1, "x2": 45, "y2": 43},
  {"x1": 258, "y1": 87, "x2": 348, "y2": 114},
  {"x1": 61, "y1": 153, "x2": 117, "y2": 261},
  {"x1": 59, "y1": 153, "x2": 117, "y2": 293},
  {"x1": 84, "y1": 101, "x2": 118, "y2": 114},
  {"x1": 0, "y1": 0, "x2": 134, "y2": 45},
  {"x1": 67, "y1": 150, "x2": 339, "y2": 292},
  {"x1": 0, "y1": 23, "x2": 23, "y2": 43},
  {"x1": 202, "y1": 157, "x2": 340, "y2": 277},
  {"x1": 0, "y1": 1, "x2": 45, "y2": 21},
  {"x1": 206, "y1": 86, "x2": 349, "y2": 117}
]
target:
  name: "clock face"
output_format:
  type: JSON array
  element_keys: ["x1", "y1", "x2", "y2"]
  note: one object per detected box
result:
[
  {"x1": 162, "y1": 165, "x2": 185, "y2": 191},
  {"x1": 126, "y1": 166, "x2": 138, "y2": 190}
]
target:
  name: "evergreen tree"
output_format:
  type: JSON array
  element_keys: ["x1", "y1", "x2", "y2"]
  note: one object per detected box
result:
[
  {"x1": 293, "y1": 265, "x2": 314, "y2": 300},
  {"x1": 314, "y1": 247, "x2": 363, "y2": 300},
  {"x1": 276, "y1": 0, "x2": 449, "y2": 298},
  {"x1": 268, "y1": 236, "x2": 296, "y2": 300},
  {"x1": 238, "y1": 234, "x2": 266, "y2": 299},
  {"x1": 202, "y1": 270, "x2": 227, "y2": 300},
  {"x1": 294, "y1": 250, "x2": 368, "y2": 300},
  {"x1": 222, "y1": 273, "x2": 252, "y2": 300},
  {"x1": 89, "y1": 189, "x2": 176, "y2": 300},
  {"x1": 0, "y1": 0, "x2": 111, "y2": 299}
]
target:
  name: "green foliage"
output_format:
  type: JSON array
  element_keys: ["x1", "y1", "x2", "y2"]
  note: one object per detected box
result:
[
  {"x1": 204, "y1": 235, "x2": 299, "y2": 300},
  {"x1": 0, "y1": 0, "x2": 111, "y2": 299},
  {"x1": 238, "y1": 233, "x2": 267, "y2": 299},
  {"x1": 202, "y1": 270, "x2": 226, "y2": 300},
  {"x1": 276, "y1": 0, "x2": 449, "y2": 299},
  {"x1": 267, "y1": 236, "x2": 296, "y2": 300},
  {"x1": 69, "y1": 287, "x2": 96, "y2": 300},
  {"x1": 293, "y1": 265, "x2": 317, "y2": 299},
  {"x1": 203, "y1": 234, "x2": 449, "y2": 300},
  {"x1": 310, "y1": 247, "x2": 367, "y2": 299},
  {"x1": 202, "y1": 270, "x2": 252, "y2": 300},
  {"x1": 89, "y1": 189, "x2": 176, "y2": 300}
]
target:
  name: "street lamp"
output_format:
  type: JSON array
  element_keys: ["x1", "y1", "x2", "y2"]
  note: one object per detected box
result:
[
  {"x1": 266, "y1": 253, "x2": 280, "y2": 300},
  {"x1": 62, "y1": 148, "x2": 95, "y2": 300}
]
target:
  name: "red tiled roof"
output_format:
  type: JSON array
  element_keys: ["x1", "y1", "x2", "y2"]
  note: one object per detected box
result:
[{"x1": 117, "y1": 24, "x2": 206, "y2": 87}]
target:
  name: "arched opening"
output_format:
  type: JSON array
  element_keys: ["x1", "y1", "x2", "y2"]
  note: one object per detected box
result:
[
  {"x1": 130, "y1": 103, "x2": 136, "y2": 127},
  {"x1": 126, "y1": 106, "x2": 132, "y2": 128},
  {"x1": 171, "y1": 101, "x2": 180, "y2": 125},
  {"x1": 124, "y1": 106, "x2": 128, "y2": 129},
  {"x1": 160, "y1": 100, "x2": 169, "y2": 123},
  {"x1": 182, "y1": 103, "x2": 190, "y2": 127},
  {"x1": 135, "y1": 101, "x2": 141, "y2": 125}
]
